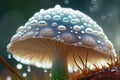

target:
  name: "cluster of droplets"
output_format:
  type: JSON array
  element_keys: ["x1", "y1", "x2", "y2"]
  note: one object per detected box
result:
[
  {"x1": 7, "y1": 5, "x2": 117, "y2": 75},
  {"x1": 7, "y1": 53, "x2": 85, "y2": 74},
  {"x1": 7, "y1": 55, "x2": 50, "y2": 78},
  {"x1": 13, "y1": 5, "x2": 115, "y2": 55}
]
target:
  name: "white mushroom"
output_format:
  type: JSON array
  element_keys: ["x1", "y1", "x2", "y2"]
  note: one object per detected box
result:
[{"x1": 7, "y1": 5, "x2": 116, "y2": 80}]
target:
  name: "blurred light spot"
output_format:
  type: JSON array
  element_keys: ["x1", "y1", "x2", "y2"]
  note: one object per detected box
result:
[
  {"x1": 89, "y1": 5, "x2": 98, "y2": 12},
  {"x1": 8, "y1": 54, "x2": 11, "y2": 59},
  {"x1": 49, "y1": 73, "x2": 52, "y2": 77},
  {"x1": 91, "y1": 0, "x2": 97, "y2": 5},
  {"x1": 13, "y1": 55, "x2": 20, "y2": 61},
  {"x1": 73, "y1": 66, "x2": 78, "y2": 72},
  {"x1": 27, "y1": 65, "x2": 31, "y2": 72},
  {"x1": 16, "y1": 63, "x2": 23, "y2": 70},
  {"x1": 64, "y1": 0, "x2": 70, "y2": 4},
  {"x1": 100, "y1": 15, "x2": 106, "y2": 20},
  {"x1": 93, "y1": 5, "x2": 98, "y2": 9},
  {"x1": 89, "y1": 65, "x2": 95, "y2": 70},
  {"x1": 7, "y1": 76, "x2": 11, "y2": 80},
  {"x1": 20, "y1": 59, "x2": 30, "y2": 64},
  {"x1": 42, "y1": 64, "x2": 49, "y2": 68},
  {"x1": 35, "y1": 63, "x2": 41, "y2": 68},
  {"x1": 108, "y1": 13, "x2": 112, "y2": 17},
  {"x1": 22, "y1": 73, "x2": 27, "y2": 77},
  {"x1": 68, "y1": 64, "x2": 73, "y2": 73},
  {"x1": 44, "y1": 69, "x2": 47, "y2": 73}
]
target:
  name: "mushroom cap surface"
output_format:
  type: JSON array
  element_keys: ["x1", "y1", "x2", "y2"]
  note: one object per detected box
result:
[{"x1": 7, "y1": 5, "x2": 116, "y2": 72}]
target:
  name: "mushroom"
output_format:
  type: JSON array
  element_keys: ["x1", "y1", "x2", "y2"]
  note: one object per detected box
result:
[{"x1": 7, "y1": 5, "x2": 116, "y2": 80}]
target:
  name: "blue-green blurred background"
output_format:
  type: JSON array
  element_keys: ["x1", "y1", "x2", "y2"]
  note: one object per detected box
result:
[{"x1": 0, "y1": 0, "x2": 119, "y2": 79}]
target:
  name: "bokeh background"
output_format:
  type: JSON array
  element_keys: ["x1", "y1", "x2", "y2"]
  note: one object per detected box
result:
[{"x1": 0, "y1": 0, "x2": 119, "y2": 79}]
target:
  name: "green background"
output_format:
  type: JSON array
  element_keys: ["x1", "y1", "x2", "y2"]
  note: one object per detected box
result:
[{"x1": 0, "y1": 0, "x2": 119, "y2": 79}]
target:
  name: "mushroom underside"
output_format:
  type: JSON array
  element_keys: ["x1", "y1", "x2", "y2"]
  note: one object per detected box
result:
[{"x1": 8, "y1": 38, "x2": 114, "y2": 70}]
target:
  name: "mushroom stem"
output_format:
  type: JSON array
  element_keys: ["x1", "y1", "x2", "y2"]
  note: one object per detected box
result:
[{"x1": 51, "y1": 54, "x2": 69, "y2": 80}]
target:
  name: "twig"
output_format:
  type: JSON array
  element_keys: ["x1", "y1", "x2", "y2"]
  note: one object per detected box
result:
[{"x1": 0, "y1": 55, "x2": 24, "y2": 80}]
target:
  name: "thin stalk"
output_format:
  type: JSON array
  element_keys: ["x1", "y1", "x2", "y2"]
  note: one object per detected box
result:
[
  {"x1": 73, "y1": 53, "x2": 84, "y2": 72},
  {"x1": 0, "y1": 55, "x2": 24, "y2": 80}
]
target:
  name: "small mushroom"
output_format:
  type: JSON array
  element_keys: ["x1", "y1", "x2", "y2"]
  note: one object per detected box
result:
[{"x1": 7, "y1": 5, "x2": 116, "y2": 80}]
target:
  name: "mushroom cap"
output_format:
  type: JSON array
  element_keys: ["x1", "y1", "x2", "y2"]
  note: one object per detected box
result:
[{"x1": 7, "y1": 5, "x2": 116, "y2": 72}]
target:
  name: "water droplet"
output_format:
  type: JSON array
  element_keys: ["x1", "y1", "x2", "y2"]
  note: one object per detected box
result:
[
  {"x1": 63, "y1": 17, "x2": 69, "y2": 22},
  {"x1": 73, "y1": 66, "x2": 78, "y2": 72},
  {"x1": 97, "y1": 40, "x2": 101, "y2": 43},
  {"x1": 52, "y1": 22, "x2": 57, "y2": 27},
  {"x1": 13, "y1": 55, "x2": 20, "y2": 61},
  {"x1": 83, "y1": 23, "x2": 87, "y2": 26},
  {"x1": 58, "y1": 32, "x2": 61, "y2": 34},
  {"x1": 58, "y1": 25, "x2": 66, "y2": 31},
  {"x1": 7, "y1": 76, "x2": 11, "y2": 80},
  {"x1": 39, "y1": 21, "x2": 47, "y2": 26},
  {"x1": 73, "y1": 25, "x2": 81, "y2": 31},
  {"x1": 30, "y1": 20, "x2": 38, "y2": 26},
  {"x1": 22, "y1": 73, "x2": 27, "y2": 77},
  {"x1": 49, "y1": 73, "x2": 52, "y2": 77},
  {"x1": 27, "y1": 65, "x2": 31, "y2": 72},
  {"x1": 16, "y1": 26, "x2": 24, "y2": 33},
  {"x1": 36, "y1": 28, "x2": 39, "y2": 31},
  {"x1": 68, "y1": 65, "x2": 73, "y2": 73},
  {"x1": 55, "y1": 4, "x2": 61, "y2": 9},
  {"x1": 8, "y1": 54, "x2": 11, "y2": 59},
  {"x1": 75, "y1": 31, "x2": 78, "y2": 34},
  {"x1": 78, "y1": 36, "x2": 81, "y2": 39},
  {"x1": 40, "y1": 9, "x2": 45, "y2": 13},
  {"x1": 16, "y1": 63, "x2": 23, "y2": 70},
  {"x1": 44, "y1": 69, "x2": 47, "y2": 73},
  {"x1": 81, "y1": 31, "x2": 85, "y2": 34},
  {"x1": 53, "y1": 15, "x2": 61, "y2": 20},
  {"x1": 100, "y1": 15, "x2": 106, "y2": 20},
  {"x1": 36, "y1": 63, "x2": 41, "y2": 68},
  {"x1": 70, "y1": 30, "x2": 73, "y2": 32},
  {"x1": 27, "y1": 26, "x2": 31, "y2": 30},
  {"x1": 85, "y1": 28, "x2": 93, "y2": 34},
  {"x1": 89, "y1": 5, "x2": 98, "y2": 12},
  {"x1": 70, "y1": 19, "x2": 80, "y2": 24},
  {"x1": 44, "y1": 15, "x2": 51, "y2": 20},
  {"x1": 64, "y1": 0, "x2": 70, "y2": 4}
]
